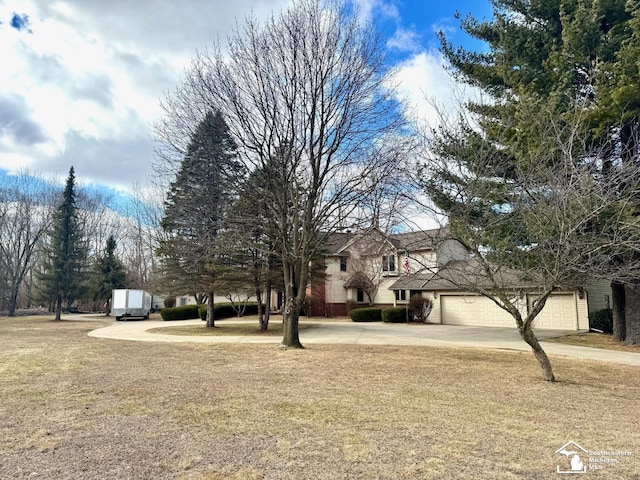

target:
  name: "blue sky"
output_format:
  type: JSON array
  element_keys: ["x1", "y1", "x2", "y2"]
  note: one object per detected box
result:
[{"x1": 0, "y1": 0, "x2": 493, "y2": 200}]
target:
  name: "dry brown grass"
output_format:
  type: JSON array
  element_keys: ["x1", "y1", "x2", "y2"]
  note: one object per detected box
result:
[
  {"x1": 0, "y1": 315, "x2": 638, "y2": 479},
  {"x1": 546, "y1": 332, "x2": 640, "y2": 352},
  {"x1": 150, "y1": 322, "x2": 316, "y2": 337}
]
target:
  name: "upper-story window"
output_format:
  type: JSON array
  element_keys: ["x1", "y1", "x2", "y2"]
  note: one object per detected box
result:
[
  {"x1": 382, "y1": 254, "x2": 396, "y2": 272},
  {"x1": 340, "y1": 257, "x2": 348, "y2": 272}
]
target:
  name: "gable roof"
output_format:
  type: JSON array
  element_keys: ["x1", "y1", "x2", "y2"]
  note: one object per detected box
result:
[
  {"x1": 322, "y1": 227, "x2": 449, "y2": 256},
  {"x1": 389, "y1": 228, "x2": 449, "y2": 251}
]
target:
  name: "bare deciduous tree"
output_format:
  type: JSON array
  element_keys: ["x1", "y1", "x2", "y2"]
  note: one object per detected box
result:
[
  {"x1": 155, "y1": 0, "x2": 410, "y2": 347},
  {"x1": 0, "y1": 171, "x2": 57, "y2": 315}
]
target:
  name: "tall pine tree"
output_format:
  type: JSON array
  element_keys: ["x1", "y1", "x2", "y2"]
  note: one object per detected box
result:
[
  {"x1": 157, "y1": 110, "x2": 243, "y2": 327},
  {"x1": 91, "y1": 235, "x2": 128, "y2": 314},
  {"x1": 437, "y1": 0, "x2": 640, "y2": 344},
  {"x1": 40, "y1": 166, "x2": 87, "y2": 320}
]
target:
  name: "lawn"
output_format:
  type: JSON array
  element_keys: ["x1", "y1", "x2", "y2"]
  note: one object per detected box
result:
[
  {"x1": 149, "y1": 321, "x2": 316, "y2": 337},
  {"x1": 0, "y1": 315, "x2": 638, "y2": 479},
  {"x1": 546, "y1": 332, "x2": 640, "y2": 353}
]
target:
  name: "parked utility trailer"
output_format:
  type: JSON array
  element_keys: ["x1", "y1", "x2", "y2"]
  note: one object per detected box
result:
[{"x1": 111, "y1": 289, "x2": 151, "y2": 321}]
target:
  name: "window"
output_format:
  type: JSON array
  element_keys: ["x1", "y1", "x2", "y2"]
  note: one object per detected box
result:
[
  {"x1": 340, "y1": 257, "x2": 347, "y2": 272},
  {"x1": 357, "y1": 289, "x2": 364, "y2": 303},
  {"x1": 382, "y1": 254, "x2": 396, "y2": 272},
  {"x1": 395, "y1": 290, "x2": 406, "y2": 301}
]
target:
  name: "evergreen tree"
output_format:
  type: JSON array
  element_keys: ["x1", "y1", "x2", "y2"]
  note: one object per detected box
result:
[
  {"x1": 437, "y1": 0, "x2": 640, "y2": 344},
  {"x1": 157, "y1": 110, "x2": 243, "y2": 327},
  {"x1": 91, "y1": 235, "x2": 128, "y2": 313},
  {"x1": 40, "y1": 166, "x2": 87, "y2": 320}
]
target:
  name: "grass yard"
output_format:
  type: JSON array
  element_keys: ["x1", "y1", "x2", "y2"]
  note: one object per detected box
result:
[
  {"x1": 0, "y1": 315, "x2": 638, "y2": 479},
  {"x1": 150, "y1": 321, "x2": 316, "y2": 337},
  {"x1": 546, "y1": 332, "x2": 640, "y2": 353}
]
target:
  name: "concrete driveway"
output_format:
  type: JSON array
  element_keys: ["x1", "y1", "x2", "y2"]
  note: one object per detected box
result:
[{"x1": 84, "y1": 317, "x2": 640, "y2": 367}]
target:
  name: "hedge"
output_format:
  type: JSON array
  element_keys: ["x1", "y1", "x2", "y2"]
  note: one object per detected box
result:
[
  {"x1": 382, "y1": 306, "x2": 408, "y2": 323},
  {"x1": 161, "y1": 304, "x2": 204, "y2": 321},
  {"x1": 589, "y1": 308, "x2": 613, "y2": 334},
  {"x1": 350, "y1": 307, "x2": 382, "y2": 322},
  {"x1": 199, "y1": 302, "x2": 265, "y2": 321}
]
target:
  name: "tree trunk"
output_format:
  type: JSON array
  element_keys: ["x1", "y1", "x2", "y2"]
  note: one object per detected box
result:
[
  {"x1": 7, "y1": 285, "x2": 18, "y2": 317},
  {"x1": 612, "y1": 281, "x2": 626, "y2": 342},
  {"x1": 281, "y1": 295, "x2": 304, "y2": 348},
  {"x1": 624, "y1": 283, "x2": 640, "y2": 345},
  {"x1": 206, "y1": 290, "x2": 215, "y2": 328},
  {"x1": 256, "y1": 288, "x2": 267, "y2": 331},
  {"x1": 264, "y1": 282, "x2": 272, "y2": 329},
  {"x1": 54, "y1": 295, "x2": 63, "y2": 321},
  {"x1": 519, "y1": 322, "x2": 555, "y2": 382}
]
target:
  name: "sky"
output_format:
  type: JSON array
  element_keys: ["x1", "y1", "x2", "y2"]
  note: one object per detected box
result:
[{"x1": 0, "y1": 0, "x2": 493, "y2": 199}]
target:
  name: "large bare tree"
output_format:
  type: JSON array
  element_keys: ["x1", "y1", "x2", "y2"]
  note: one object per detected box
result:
[
  {"x1": 0, "y1": 171, "x2": 57, "y2": 315},
  {"x1": 156, "y1": 0, "x2": 410, "y2": 347}
]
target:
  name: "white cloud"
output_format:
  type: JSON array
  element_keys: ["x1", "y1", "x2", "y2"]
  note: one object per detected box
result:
[
  {"x1": 392, "y1": 49, "x2": 477, "y2": 130},
  {"x1": 386, "y1": 27, "x2": 421, "y2": 53},
  {"x1": 353, "y1": 0, "x2": 399, "y2": 23},
  {"x1": 0, "y1": 0, "x2": 289, "y2": 192}
]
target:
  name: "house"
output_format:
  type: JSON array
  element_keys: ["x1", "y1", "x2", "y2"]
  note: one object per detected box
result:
[
  {"x1": 306, "y1": 227, "x2": 590, "y2": 331},
  {"x1": 306, "y1": 227, "x2": 466, "y2": 316}
]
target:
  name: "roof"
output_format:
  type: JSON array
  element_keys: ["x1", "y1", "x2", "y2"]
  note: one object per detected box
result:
[
  {"x1": 388, "y1": 260, "x2": 543, "y2": 292},
  {"x1": 322, "y1": 227, "x2": 449, "y2": 256},
  {"x1": 389, "y1": 228, "x2": 450, "y2": 251},
  {"x1": 343, "y1": 271, "x2": 374, "y2": 289},
  {"x1": 320, "y1": 231, "x2": 354, "y2": 255}
]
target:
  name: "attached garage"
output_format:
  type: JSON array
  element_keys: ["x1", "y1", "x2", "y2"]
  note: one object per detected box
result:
[
  {"x1": 441, "y1": 295, "x2": 515, "y2": 328},
  {"x1": 531, "y1": 294, "x2": 577, "y2": 330},
  {"x1": 389, "y1": 261, "x2": 590, "y2": 331},
  {"x1": 440, "y1": 293, "x2": 580, "y2": 330}
]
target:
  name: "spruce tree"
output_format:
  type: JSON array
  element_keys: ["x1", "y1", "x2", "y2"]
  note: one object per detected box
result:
[
  {"x1": 157, "y1": 110, "x2": 243, "y2": 327},
  {"x1": 437, "y1": 0, "x2": 640, "y2": 344},
  {"x1": 91, "y1": 235, "x2": 128, "y2": 313},
  {"x1": 40, "y1": 166, "x2": 87, "y2": 320}
]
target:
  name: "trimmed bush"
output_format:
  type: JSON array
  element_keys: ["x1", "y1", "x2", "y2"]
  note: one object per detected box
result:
[
  {"x1": 350, "y1": 307, "x2": 382, "y2": 322},
  {"x1": 382, "y1": 306, "x2": 408, "y2": 323},
  {"x1": 198, "y1": 302, "x2": 265, "y2": 321},
  {"x1": 161, "y1": 304, "x2": 204, "y2": 321},
  {"x1": 589, "y1": 308, "x2": 613, "y2": 333}
]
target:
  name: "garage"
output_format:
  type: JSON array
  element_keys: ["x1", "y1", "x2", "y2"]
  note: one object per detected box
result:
[
  {"x1": 441, "y1": 294, "x2": 578, "y2": 330},
  {"x1": 531, "y1": 294, "x2": 577, "y2": 330},
  {"x1": 441, "y1": 295, "x2": 515, "y2": 328}
]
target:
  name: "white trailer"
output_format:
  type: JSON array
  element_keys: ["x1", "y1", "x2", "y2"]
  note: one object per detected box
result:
[{"x1": 111, "y1": 289, "x2": 152, "y2": 321}]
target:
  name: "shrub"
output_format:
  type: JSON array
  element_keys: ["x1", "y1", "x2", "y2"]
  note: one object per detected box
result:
[
  {"x1": 589, "y1": 308, "x2": 613, "y2": 333},
  {"x1": 198, "y1": 302, "x2": 265, "y2": 321},
  {"x1": 408, "y1": 294, "x2": 433, "y2": 323},
  {"x1": 382, "y1": 306, "x2": 408, "y2": 323},
  {"x1": 350, "y1": 307, "x2": 382, "y2": 322},
  {"x1": 163, "y1": 297, "x2": 176, "y2": 308},
  {"x1": 161, "y1": 304, "x2": 204, "y2": 321}
]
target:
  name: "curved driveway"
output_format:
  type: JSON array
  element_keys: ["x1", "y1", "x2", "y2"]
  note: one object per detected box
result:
[{"x1": 84, "y1": 317, "x2": 640, "y2": 367}]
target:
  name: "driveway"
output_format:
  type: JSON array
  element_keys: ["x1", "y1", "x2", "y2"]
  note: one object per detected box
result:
[{"x1": 84, "y1": 317, "x2": 640, "y2": 367}]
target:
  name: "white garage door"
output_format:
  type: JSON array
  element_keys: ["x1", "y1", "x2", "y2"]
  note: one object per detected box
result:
[
  {"x1": 532, "y1": 295, "x2": 576, "y2": 330},
  {"x1": 441, "y1": 294, "x2": 578, "y2": 330},
  {"x1": 441, "y1": 295, "x2": 515, "y2": 328}
]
